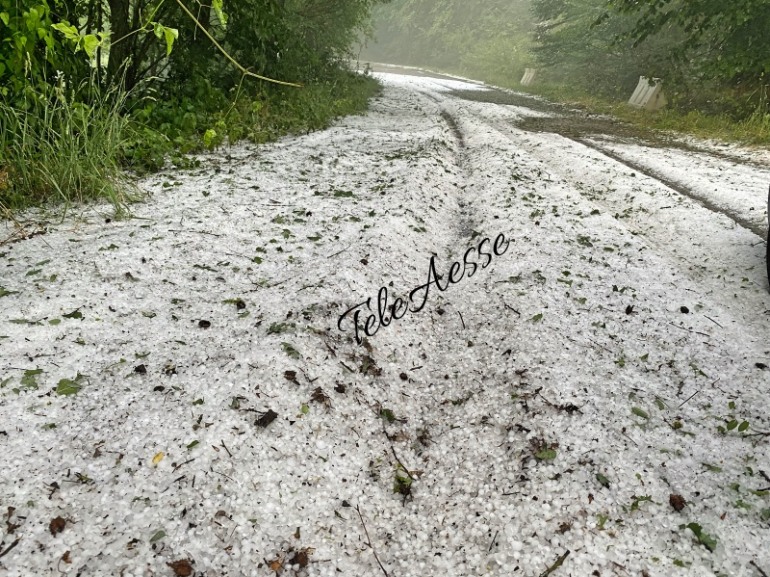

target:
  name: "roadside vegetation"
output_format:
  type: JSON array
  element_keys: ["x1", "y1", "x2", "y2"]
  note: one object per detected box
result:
[
  {"x1": 0, "y1": 0, "x2": 384, "y2": 215},
  {"x1": 364, "y1": 0, "x2": 770, "y2": 145}
]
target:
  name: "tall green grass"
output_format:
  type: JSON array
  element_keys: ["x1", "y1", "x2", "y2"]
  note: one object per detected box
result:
[
  {"x1": 0, "y1": 77, "x2": 137, "y2": 217},
  {"x1": 0, "y1": 68, "x2": 380, "y2": 217}
]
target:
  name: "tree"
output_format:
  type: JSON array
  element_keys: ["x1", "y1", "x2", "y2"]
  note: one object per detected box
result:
[
  {"x1": 531, "y1": 0, "x2": 684, "y2": 99},
  {"x1": 609, "y1": 0, "x2": 770, "y2": 82}
]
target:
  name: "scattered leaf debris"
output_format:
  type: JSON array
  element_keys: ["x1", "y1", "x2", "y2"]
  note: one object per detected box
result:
[
  {"x1": 49, "y1": 516, "x2": 66, "y2": 536},
  {"x1": 167, "y1": 559, "x2": 194, "y2": 577},
  {"x1": 256, "y1": 409, "x2": 279, "y2": 428},
  {"x1": 284, "y1": 370, "x2": 298, "y2": 383},
  {"x1": 288, "y1": 547, "x2": 314, "y2": 568},
  {"x1": 670, "y1": 494, "x2": 687, "y2": 512},
  {"x1": 359, "y1": 354, "x2": 382, "y2": 376},
  {"x1": 310, "y1": 387, "x2": 330, "y2": 407}
]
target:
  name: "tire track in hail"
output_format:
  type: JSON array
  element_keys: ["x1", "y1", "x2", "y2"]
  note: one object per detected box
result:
[
  {"x1": 417, "y1": 88, "x2": 479, "y2": 242},
  {"x1": 569, "y1": 137, "x2": 765, "y2": 239},
  {"x1": 464, "y1": 107, "x2": 765, "y2": 240},
  {"x1": 445, "y1": 86, "x2": 766, "y2": 240},
  {"x1": 448, "y1": 103, "x2": 770, "y2": 324}
]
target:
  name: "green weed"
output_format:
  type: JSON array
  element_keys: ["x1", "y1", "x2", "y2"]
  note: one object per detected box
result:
[{"x1": 0, "y1": 76, "x2": 136, "y2": 215}]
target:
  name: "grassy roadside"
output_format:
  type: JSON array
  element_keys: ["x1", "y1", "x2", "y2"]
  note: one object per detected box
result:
[
  {"x1": 0, "y1": 69, "x2": 381, "y2": 218},
  {"x1": 514, "y1": 82, "x2": 770, "y2": 147}
]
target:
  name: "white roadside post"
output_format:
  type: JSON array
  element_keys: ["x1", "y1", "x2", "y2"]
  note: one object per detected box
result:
[
  {"x1": 520, "y1": 68, "x2": 537, "y2": 86},
  {"x1": 628, "y1": 76, "x2": 667, "y2": 111}
]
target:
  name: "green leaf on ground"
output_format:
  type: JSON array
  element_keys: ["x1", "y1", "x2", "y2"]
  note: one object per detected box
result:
[
  {"x1": 534, "y1": 448, "x2": 557, "y2": 460},
  {"x1": 149, "y1": 529, "x2": 166, "y2": 543},
  {"x1": 686, "y1": 522, "x2": 717, "y2": 552},
  {"x1": 56, "y1": 373, "x2": 85, "y2": 395},
  {"x1": 268, "y1": 322, "x2": 295, "y2": 334},
  {"x1": 21, "y1": 369, "x2": 43, "y2": 390},
  {"x1": 596, "y1": 473, "x2": 611, "y2": 488},
  {"x1": 632, "y1": 407, "x2": 649, "y2": 419},
  {"x1": 0, "y1": 286, "x2": 17, "y2": 298},
  {"x1": 281, "y1": 342, "x2": 300, "y2": 359}
]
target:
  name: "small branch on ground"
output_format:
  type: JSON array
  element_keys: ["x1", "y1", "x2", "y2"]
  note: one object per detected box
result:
[
  {"x1": 168, "y1": 229, "x2": 222, "y2": 237},
  {"x1": 326, "y1": 247, "x2": 349, "y2": 259},
  {"x1": 488, "y1": 530, "x2": 499, "y2": 552},
  {"x1": 356, "y1": 505, "x2": 389, "y2": 577},
  {"x1": 751, "y1": 560, "x2": 769, "y2": 577},
  {"x1": 744, "y1": 431, "x2": 770, "y2": 438},
  {"x1": 0, "y1": 538, "x2": 21, "y2": 559},
  {"x1": 390, "y1": 446, "x2": 415, "y2": 481},
  {"x1": 677, "y1": 391, "x2": 700, "y2": 409},
  {"x1": 502, "y1": 299, "x2": 520, "y2": 315},
  {"x1": 538, "y1": 550, "x2": 570, "y2": 577}
]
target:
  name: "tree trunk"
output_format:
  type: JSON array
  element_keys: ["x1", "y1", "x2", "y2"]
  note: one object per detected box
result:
[{"x1": 107, "y1": 0, "x2": 136, "y2": 89}]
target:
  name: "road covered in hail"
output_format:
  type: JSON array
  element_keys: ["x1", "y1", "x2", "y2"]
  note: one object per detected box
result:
[{"x1": 1, "y1": 71, "x2": 770, "y2": 577}]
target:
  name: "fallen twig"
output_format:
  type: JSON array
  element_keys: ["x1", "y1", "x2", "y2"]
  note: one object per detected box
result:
[
  {"x1": 751, "y1": 560, "x2": 769, "y2": 577},
  {"x1": 0, "y1": 537, "x2": 21, "y2": 559},
  {"x1": 168, "y1": 228, "x2": 222, "y2": 237},
  {"x1": 587, "y1": 338, "x2": 612, "y2": 353},
  {"x1": 502, "y1": 299, "x2": 520, "y2": 315},
  {"x1": 390, "y1": 446, "x2": 415, "y2": 481},
  {"x1": 744, "y1": 431, "x2": 770, "y2": 438},
  {"x1": 356, "y1": 505, "x2": 389, "y2": 577},
  {"x1": 172, "y1": 458, "x2": 195, "y2": 473},
  {"x1": 488, "y1": 530, "x2": 499, "y2": 552},
  {"x1": 538, "y1": 550, "x2": 570, "y2": 577},
  {"x1": 326, "y1": 247, "x2": 349, "y2": 259},
  {"x1": 677, "y1": 391, "x2": 699, "y2": 409}
]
